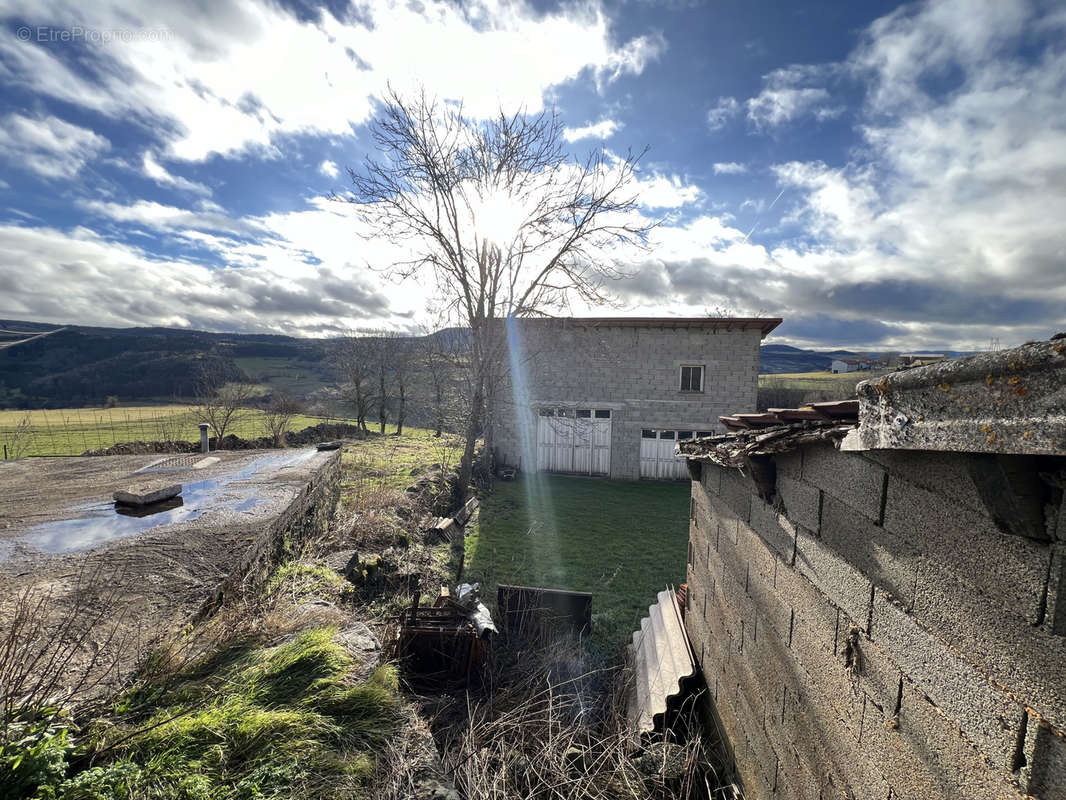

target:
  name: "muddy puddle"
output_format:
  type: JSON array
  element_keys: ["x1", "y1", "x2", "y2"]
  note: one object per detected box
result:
[{"x1": 9, "y1": 450, "x2": 318, "y2": 557}]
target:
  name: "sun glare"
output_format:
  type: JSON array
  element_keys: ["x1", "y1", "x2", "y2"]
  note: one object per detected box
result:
[{"x1": 468, "y1": 185, "x2": 529, "y2": 247}]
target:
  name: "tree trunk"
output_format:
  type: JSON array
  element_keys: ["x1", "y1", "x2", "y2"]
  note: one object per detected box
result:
[
  {"x1": 396, "y1": 385, "x2": 406, "y2": 435},
  {"x1": 378, "y1": 370, "x2": 387, "y2": 434},
  {"x1": 434, "y1": 382, "x2": 443, "y2": 437},
  {"x1": 456, "y1": 387, "x2": 482, "y2": 505}
]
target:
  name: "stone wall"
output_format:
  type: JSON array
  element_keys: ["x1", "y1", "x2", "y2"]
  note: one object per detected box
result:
[
  {"x1": 196, "y1": 449, "x2": 342, "y2": 619},
  {"x1": 493, "y1": 321, "x2": 762, "y2": 479},
  {"x1": 685, "y1": 444, "x2": 1066, "y2": 799}
]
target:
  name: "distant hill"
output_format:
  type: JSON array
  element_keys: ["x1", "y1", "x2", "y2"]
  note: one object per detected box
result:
[
  {"x1": 758, "y1": 344, "x2": 854, "y2": 374},
  {"x1": 0, "y1": 320, "x2": 337, "y2": 408}
]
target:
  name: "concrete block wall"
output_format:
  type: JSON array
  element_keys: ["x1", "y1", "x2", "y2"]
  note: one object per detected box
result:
[
  {"x1": 492, "y1": 321, "x2": 761, "y2": 479},
  {"x1": 685, "y1": 444, "x2": 1066, "y2": 799}
]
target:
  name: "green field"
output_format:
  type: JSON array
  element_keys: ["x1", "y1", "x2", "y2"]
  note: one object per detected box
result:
[
  {"x1": 234, "y1": 356, "x2": 333, "y2": 396},
  {"x1": 0, "y1": 405, "x2": 353, "y2": 457},
  {"x1": 759, "y1": 368, "x2": 888, "y2": 389},
  {"x1": 465, "y1": 474, "x2": 691, "y2": 652}
]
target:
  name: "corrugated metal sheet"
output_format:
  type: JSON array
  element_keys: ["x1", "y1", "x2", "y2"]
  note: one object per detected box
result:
[{"x1": 628, "y1": 589, "x2": 695, "y2": 735}]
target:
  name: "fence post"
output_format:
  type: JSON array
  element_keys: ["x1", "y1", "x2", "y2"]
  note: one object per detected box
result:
[
  {"x1": 199, "y1": 423, "x2": 210, "y2": 453},
  {"x1": 3, "y1": 444, "x2": 6, "y2": 460}
]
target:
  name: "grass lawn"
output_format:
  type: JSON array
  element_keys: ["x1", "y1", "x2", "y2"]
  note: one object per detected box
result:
[
  {"x1": 465, "y1": 474, "x2": 691, "y2": 653},
  {"x1": 0, "y1": 405, "x2": 357, "y2": 457},
  {"x1": 341, "y1": 426, "x2": 464, "y2": 493}
]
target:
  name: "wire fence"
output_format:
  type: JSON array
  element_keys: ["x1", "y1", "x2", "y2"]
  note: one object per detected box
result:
[{"x1": 0, "y1": 406, "x2": 349, "y2": 459}]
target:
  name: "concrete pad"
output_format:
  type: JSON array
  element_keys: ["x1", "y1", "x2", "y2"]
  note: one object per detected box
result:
[
  {"x1": 113, "y1": 481, "x2": 182, "y2": 506},
  {"x1": 0, "y1": 448, "x2": 342, "y2": 698}
]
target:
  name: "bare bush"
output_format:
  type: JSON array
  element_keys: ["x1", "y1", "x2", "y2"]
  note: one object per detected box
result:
[
  {"x1": 0, "y1": 567, "x2": 133, "y2": 742},
  {"x1": 195, "y1": 364, "x2": 256, "y2": 442},
  {"x1": 5, "y1": 412, "x2": 36, "y2": 460},
  {"x1": 262, "y1": 393, "x2": 302, "y2": 447},
  {"x1": 385, "y1": 648, "x2": 729, "y2": 800}
]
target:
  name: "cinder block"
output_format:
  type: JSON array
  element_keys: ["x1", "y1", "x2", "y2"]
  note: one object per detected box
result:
[
  {"x1": 869, "y1": 590, "x2": 1025, "y2": 771},
  {"x1": 1023, "y1": 715, "x2": 1066, "y2": 800},
  {"x1": 735, "y1": 684, "x2": 779, "y2": 795},
  {"x1": 883, "y1": 476, "x2": 1051, "y2": 622},
  {"x1": 720, "y1": 467, "x2": 753, "y2": 523},
  {"x1": 702, "y1": 461, "x2": 725, "y2": 495},
  {"x1": 795, "y1": 526, "x2": 874, "y2": 631},
  {"x1": 1045, "y1": 544, "x2": 1066, "y2": 637},
  {"x1": 837, "y1": 614, "x2": 902, "y2": 725},
  {"x1": 861, "y1": 677, "x2": 1027, "y2": 800},
  {"x1": 776, "y1": 474, "x2": 821, "y2": 532},
  {"x1": 749, "y1": 497, "x2": 797, "y2": 564},
  {"x1": 801, "y1": 444, "x2": 886, "y2": 521},
  {"x1": 718, "y1": 520, "x2": 749, "y2": 585},
  {"x1": 908, "y1": 557, "x2": 1066, "y2": 734},
  {"x1": 773, "y1": 558, "x2": 840, "y2": 657},
  {"x1": 776, "y1": 450, "x2": 803, "y2": 480},
  {"x1": 821, "y1": 495, "x2": 920, "y2": 609},
  {"x1": 866, "y1": 449, "x2": 985, "y2": 510}
]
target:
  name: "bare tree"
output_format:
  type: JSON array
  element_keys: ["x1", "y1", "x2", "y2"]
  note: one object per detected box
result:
[
  {"x1": 343, "y1": 87, "x2": 651, "y2": 499},
  {"x1": 262, "y1": 392, "x2": 302, "y2": 447},
  {"x1": 379, "y1": 332, "x2": 414, "y2": 436},
  {"x1": 373, "y1": 337, "x2": 390, "y2": 434},
  {"x1": 195, "y1": 363, "x2": 255, "y2": 443},
  {"x1": 329, "y1": 332, "x2": 372, "y2": 433},
  {"x1": 418, "y1": 324, "x2": 463, "y2": 438}
]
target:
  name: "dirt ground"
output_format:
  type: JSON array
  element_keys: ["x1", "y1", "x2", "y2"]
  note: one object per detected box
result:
[{"x1": 0, "y1": 449, "x2": 338, "y2": 696}]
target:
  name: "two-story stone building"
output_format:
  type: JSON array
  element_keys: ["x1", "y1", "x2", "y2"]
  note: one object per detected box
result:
[{"x1": 490, "y1": 316, "x2": 781, "y2": 480}]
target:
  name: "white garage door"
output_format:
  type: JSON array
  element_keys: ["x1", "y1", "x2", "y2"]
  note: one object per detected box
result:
[
  {"x1": 639, "y1": 429, "x2": 713, "y2": 480},
  {"x1": 536, "y1": 409, "x2": 611, "y2": 476}
]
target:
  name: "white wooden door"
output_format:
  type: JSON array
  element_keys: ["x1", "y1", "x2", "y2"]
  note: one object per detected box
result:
[
  {"x1": 536, "y1": 410, "x2": 612, "y2": 476},
  {"x1": 639, "y1": 430, "x2": 690, "y2": 479}
]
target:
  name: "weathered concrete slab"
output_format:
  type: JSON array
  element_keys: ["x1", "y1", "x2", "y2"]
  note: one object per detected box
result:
[
  {"x1": 113, "y1": 481, "x2": 182, "y2": 506},
  {"x1": 844, "y1": 336, "x2": 1066, "y2": 455}
]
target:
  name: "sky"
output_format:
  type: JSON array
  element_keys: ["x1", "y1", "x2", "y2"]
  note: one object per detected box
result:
[{"x1": 0, "y1": 0, "x2": 1063, "y2": 351}]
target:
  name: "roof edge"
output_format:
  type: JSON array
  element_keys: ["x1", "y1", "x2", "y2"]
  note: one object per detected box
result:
[{"x1": 502, "y1": 316, "x2": 782, "y2": 338}]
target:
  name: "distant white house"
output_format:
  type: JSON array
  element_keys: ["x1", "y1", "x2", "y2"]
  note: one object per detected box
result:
[{"x1": 830, "y1": 358, "x2": 870, "y2": 374}]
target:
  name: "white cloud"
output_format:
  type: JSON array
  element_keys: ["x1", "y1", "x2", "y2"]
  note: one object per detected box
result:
[
  {"x1": 0, "y1": 113, "x2": 109, "y2": 178},
  {"x1": 80, "y1": 198, "x2": 267, "y2": 239},
  {"x1": 747, "y1": 86, "x2": 842, "y2": 127},
  {"x1": 594, "y1": 31, "x2": 667, "y2": 89},
  {"x1": 319, "y1": 159, "x2": 339, "y2": 178},
  {"x1": 0, "y1": 0, "x2": 664, "y2": 162},
  {"x1": 713, "y1": 162, "x2": 748, "y2": 175},
  {"x1": 142, "y1": 151, "x2": 211, "y2": 196},
  {"x1": 744, "y1": 64, "x2": 842, "y2": 128},
  {"x1": 635, "y1": 172, "x2": 704, "y2": 209},
  {"x1": 563, "y1": 119, "x2": 621, "y2": 142},
  {"x1": 705, "y1": 96, "x2": 739, "y2": 131}
]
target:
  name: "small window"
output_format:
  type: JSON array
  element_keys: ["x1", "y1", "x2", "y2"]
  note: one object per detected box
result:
[
  {"x1": 594, "y1": 409, "x2": 611, "y2": 419},
  {"x1": 660, "y1": 430, "x2": 676, "y2": 440},
  {"x1": 642, "y1": 429, "x2": 656, "y2": 438},
  {"x1": 576, "y1": 409, "x2": 591, "y2": 418},
  {"x1": 538, "y1": 408, "x2": 554, "y2": 417},
  {"x1": 678, "y1": 431, "x2": 694, "y2": 440},
  {"x1": 680, "y1": 365, "x2": 704, "y2": 392},
  {"x1": 556, "y1": 408, "x2": 571, "y2": 417},
  {"x1": 697, "y1": 431, "x2": 714, "y2": 438}
]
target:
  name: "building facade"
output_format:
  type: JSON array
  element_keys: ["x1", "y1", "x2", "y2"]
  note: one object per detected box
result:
[{"x1": 490, "y1": 316, "x2": 781, "y2": 481}]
